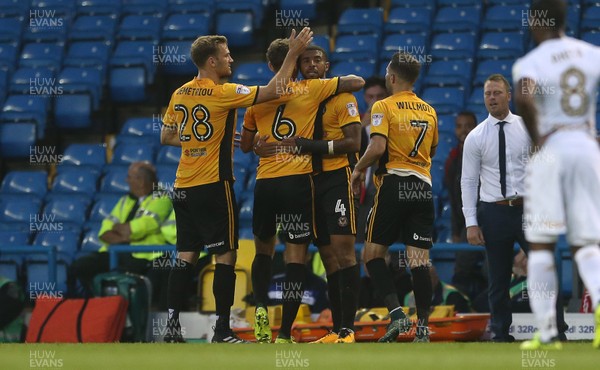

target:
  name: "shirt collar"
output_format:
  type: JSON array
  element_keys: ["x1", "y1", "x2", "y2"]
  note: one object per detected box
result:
[{"x1": 487, "y1": 111, "x2": 516, "y2": 126}]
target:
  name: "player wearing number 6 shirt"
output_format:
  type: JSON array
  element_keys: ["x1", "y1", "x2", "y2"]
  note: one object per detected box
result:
[
  {"x1": 278, "y1": 45, "x2": 362, "y2": 344},
  {"x1": 351, "y1": 51, "x2": 438, "y2": 343},
  {"x1": 513, "y1": 0, "x2": 600, "y2": 350},
  {"x1": 159, "y1": 29, "x2": 313, "y2": 344},
  {"x1": 240, "y1": 39, "x2": 364, "y2": 343}
]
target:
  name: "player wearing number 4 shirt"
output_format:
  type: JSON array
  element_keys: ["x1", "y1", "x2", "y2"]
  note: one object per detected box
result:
[
  {"x1": 513, "y1": 0, "x2": 600, "y2": 350},
  {"x1": 159, "y1": 29, "x2": 313, "y2": 344},
  {"x1": 240, "y1": 39, "x2": 364, "y2": 343},
  {"x1": 279, "y1": 45, "x2": 362, "y2": 344},
  {"x1": 351, "y1": 51, "x2": 438, "y2": 343}
]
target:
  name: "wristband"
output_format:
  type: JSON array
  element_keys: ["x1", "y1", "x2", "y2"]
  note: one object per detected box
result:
[
  {"x1": 328, "y1": 140, "x2": 334, "y2": 155},
  {"x1": 295, "y1": 137, "x2": 328, "y2": 154}
]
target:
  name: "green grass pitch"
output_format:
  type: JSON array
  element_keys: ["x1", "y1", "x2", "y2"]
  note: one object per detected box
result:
[{"x1": 1, "y1": 342, "x2": 598, "y2": 370}]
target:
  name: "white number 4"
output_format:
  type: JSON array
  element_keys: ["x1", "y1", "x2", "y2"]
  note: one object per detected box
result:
[{"x1": 335, "y1": 199, "x2": 346, "y2": 216}]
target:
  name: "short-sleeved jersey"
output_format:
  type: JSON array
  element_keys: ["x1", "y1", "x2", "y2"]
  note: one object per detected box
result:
[
  {"x1": 244, "y1": 77, "x2": 340, "y2": 179},
  {"x1": 512, "y1": 36, "x2": 600, "y2": 137},
  {"x1": 163, "y1": 78, "x2": 258, "y2": 188},
  {"x1": 370, "y1": 91, "x2": 438, "y2": 181},
  {"x1": 314, "y1": 92, "x2": 361, "y2": 172}
]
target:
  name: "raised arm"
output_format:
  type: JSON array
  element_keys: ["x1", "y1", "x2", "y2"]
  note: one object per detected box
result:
[
  {"x1": 338, "y1": 75, "x2": 365, "y2": 94},
  {"x1": 254, "y1": 28, "x2": 313, "y2": 104}
]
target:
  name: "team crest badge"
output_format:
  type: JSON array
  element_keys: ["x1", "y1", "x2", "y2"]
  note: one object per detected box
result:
[
  {"x1": 372, "y1": 113, "x2": 384, "y2": 127},
  {"x1": 338, "y1": 216, "x2": 348, "y2": 227},
  {"x1": 235, "y1": 84, "x2": 251, "y2": 94},
  {"x1": 346, "y1": 102, "x2": 358, "y2": 117}
]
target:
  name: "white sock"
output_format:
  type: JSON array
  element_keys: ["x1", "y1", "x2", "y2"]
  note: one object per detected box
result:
[
  {"x1": 574, "y1": 245, "x2": 600, "y2": 310},
  {"x1": 527, "y1": 250, "x2": 558, "y2": 342}
]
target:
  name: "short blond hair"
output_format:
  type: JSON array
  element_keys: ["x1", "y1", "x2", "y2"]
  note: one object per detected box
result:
[{"x1": 190, "y1": 35, "x2": 228, "y2": 69}]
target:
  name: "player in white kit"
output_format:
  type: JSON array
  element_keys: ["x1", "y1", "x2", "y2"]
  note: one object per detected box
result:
[{"x1": 513, "y1": 0, "x2": 600, "y2": 350}]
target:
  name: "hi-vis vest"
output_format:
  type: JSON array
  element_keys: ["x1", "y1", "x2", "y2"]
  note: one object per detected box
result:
[{"x1": 98, "y1": 194, "x2": 172, "y2": 260}]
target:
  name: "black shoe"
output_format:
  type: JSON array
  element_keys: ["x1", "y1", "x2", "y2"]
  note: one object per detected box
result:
[
  {"x1": 492, "y1": 335, "x2": 515, "y2": 343},
  {"x1": 212, "y1": 327, "x2": 248, "y2": 343},
  {"x1": 164, "y1": 330, "x2": 186, "y2": 343}
]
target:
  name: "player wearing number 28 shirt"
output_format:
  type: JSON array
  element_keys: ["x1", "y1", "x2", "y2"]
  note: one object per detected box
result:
[
  {"x1": 513, "y1": 0, "x2": 600, "y2": 350},
  {"x1": 159, "y1": 30, "x2": 313, "y2": 344}
]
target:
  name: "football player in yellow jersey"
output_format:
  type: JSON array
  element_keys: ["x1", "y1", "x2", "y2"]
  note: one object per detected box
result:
[
  {"x1": 239, "y1": 39, "x2": 364, "y2": 343},
  {"x1": 279, "y1": 45, "x2": 362, "y2": 343},
  {"x1": 351, "y1": 51, "x2": 439, "y2": 343},
  {"x1": 159, "y1": 29, "x2": 313, "y2": 343}
]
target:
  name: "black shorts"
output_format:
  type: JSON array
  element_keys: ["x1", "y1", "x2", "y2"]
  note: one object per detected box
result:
[
  {"x1": 173, "y1": 180, "x2": 238, "y2": 254},
  {"x1": 365, "y1": 174, "x2": 434, "y2": 249},
  {"x1": 313, "y1": 167, "x2": 357, "y2": 246},
  {"x1": 253, "y1": 174, "x2": 315, "y2": 244}
]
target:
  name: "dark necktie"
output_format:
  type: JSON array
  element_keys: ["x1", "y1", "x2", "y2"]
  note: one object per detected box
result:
[{"x1": 497, "y1": 121, "x2": 507, "y2": 198}]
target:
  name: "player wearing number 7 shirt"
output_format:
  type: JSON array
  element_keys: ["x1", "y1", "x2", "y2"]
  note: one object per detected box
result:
[
  {"x1": 159, "y1": 29, "x2": 313, "y2": 344},
  {"x1": 239, "y1": 38, "x2": 364, "y2": 343},
  {"x1": 514, "y1": 0, "x2": 600, "y2": 350}
]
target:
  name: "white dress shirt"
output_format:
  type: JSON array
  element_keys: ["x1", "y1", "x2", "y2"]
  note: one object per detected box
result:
[{"x1": 461, "y1": 111, "x2": 531, "y2": 227}]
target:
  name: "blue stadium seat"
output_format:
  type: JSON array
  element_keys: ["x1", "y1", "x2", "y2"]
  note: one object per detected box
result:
[
  {"x1": 381, "y1": 33, "x2": 428, "y2": 61},
  {"x1": 80, "y1": 227, "x2": 103, "y2": 253},
  {"x1": 156, "y1": 164, "x2": 177, "y2": 186},
  {"x1": 122, "y1": 0, "x2": 168, "y2": 16},
  {"x1": 430, "y1": 32, "x2": 476, "y2": 60},
  {"x1": 337, "y1": 8, "x2": 384, "y2": 36},
  {"x1": 217, "y1": 0, "x2": 264, "y2": 28},
  {"x1": 436, "y1": 132, "x2": 459, "y2": 159},
  {"x1": 0, "y1": 0, "x2": 29, "y2": 18},
  {"x1": 32, "y1": 0, "x2": 77, "y2": 18},
  {"x1": 330, "y1": 62, "x2": 376, "y2": 79},
  {"x1": 0, "y1": 195, "x2": 42, "y2": 223},
  {"x1": 109, "y1": 67, "x2": 147, "y2": 103},
  {"x1": 1, "y1": 171, "x2": 48, "y2": 196},
  {"x1": 33, "y1": 230, "x2": 81, "y2": 263},
  {"x1": 19, "y1": 43, "x2": 63, "y2": 71},
  {"x1": 159, "y1": 40, "x2": 197, "y2": 76},
  {"x1": 167, "y1": 0, "x2": 214, "y2": 15},
  {"x1": 566, "y1": 4, "x2": 581, "y2": 37},
  {"x1": 424, "y1": 60, "x2": 472, "y2": 88},
  {"x1": 54, "y1": 94, "x2": 93, "y2": 129},
  {"x1": 58, "y1": 67, "x2": 102, "y2": 109},
  {"x1": 0, "y1": 44, "x2": 18, "y2": 72},
  {"x1": 23, "y1": 21, "x2": 68, "y2": 45},
  {"x1": 42, "y1": 197, "x2": 89, "y2": 226},
  {"x1": 483, "y1": 5, "x2": 529, "y2": 31},
  {"x1": 437, "y1": 114, "x2": 456, "y2": 135},
  {"x1": 238, "y1": 198, "x2": 253, "y2": 228},
  {"x1": 478, "y1": 32, "x2": 525, "y2": 59},
  {"x1": 157, "y1": 146, "x2": 182, "y2": 164},
  {"x1": 100, "y1": 167, "x2": 130, "y2": 193},
  {"x1": 385, "y1": 7, "x2": 432, "y2": 34},
  {"x1": 163, "y1": 13, "x2": 210, "y2": 40},
  {"x1": 76, "y1": 0, "x2": 122, "y2": 16},
  {"x1": 466, "y1": 86, "x2": 484, "y2": 112},
  {"x1": 582, "y1": 31, "x2": 600, "y2": 47},
  {"x1": 0, "y1": 18, "x2": 22, "y2": 45},
  {"x1": 120, "y1": 117, "x2": 157, "y2": 136},
  {"x1": 332, "y1": 35, "x2": 379, "y2": 63},
  {"x1": 311, "y1": 35, "x2": 331, "y2": 55},
  {"x1": 581, "y1": 6, "x2": 600, "y2": 31},
  {"x1": 118, "y1": 14, "x2": 162, "y2": 41},
  {"x1": 216, "y1": 12, "x2": 253, "y2": 47},
  {"x1": 474, "y1": 59, "x2": 513, "y2": 86},
  {"x1": 111, "y1": 143, "x2": 155, "y2": 165},
  {"x1": 70, "y1": 15, "x2": 117, "y2": 42},
  {"x1": 64, "y1": 41, "x2": 111, "y2": 71},
  {"x1": 51, "y1": 170, "x2": 99, "y2": 194},
  {"x1": 239, "y1": 227, "x2": 253, "y2": 240},
  {"x1": 390, "y1": 0, "x2": 436, "y2": 9},
  {"x1": 437, "y1": 0, "x2": 482, "y2": 6},
  {"x1": 1, "y1": 95, "x2": 48, "y2": 137},
  {"x1": 110, "y1": 40, "x2": 156, "y2": 82},
  {"x1": 433, "y1": 6, "x2": 481, "y2": 33},
  {"x1": 115, "y1": 134, "x2": 161, "y2": 153},
  {"x1": 421, "y1": 87, "x2": 465, "y2": 115},
  {"x1": 0, "y1": 123, "x2": 37, "y2": 158},
  {"x1": 9, "y1": 67, "x2": 55, "y2": 95},
  {"x1": 280, "y1": 0, "x2": 317, "y2": 21},
  {"x1": 59, "y1": 143, "x2": 106, "y2": 172},
  {"x1": 26, "y1": 262, "x2": 68, "y2": 298},
  {"x1": 234, "y1": 62, "x2": 270, "y2": 86},
  {"x1": 89, "y1": 194, "x2": 121, "y2": 222}
]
